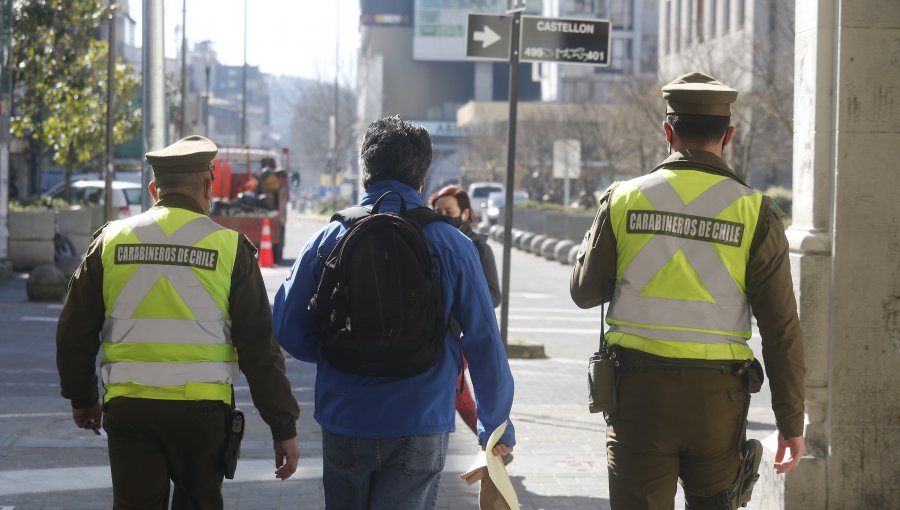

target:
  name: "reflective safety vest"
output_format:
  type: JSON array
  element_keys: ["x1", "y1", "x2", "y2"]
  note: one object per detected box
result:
[
  {"x1": 607, "y1": 168, "x2": 762, "y2": 360},
  {"x1": 99, "y1": 207, "x2": 239, "y2": 404}
]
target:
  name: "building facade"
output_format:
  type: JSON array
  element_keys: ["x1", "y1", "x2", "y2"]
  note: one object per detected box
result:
[{"x1": 657, "y1": 0, "x2": 794, "y2": 187}]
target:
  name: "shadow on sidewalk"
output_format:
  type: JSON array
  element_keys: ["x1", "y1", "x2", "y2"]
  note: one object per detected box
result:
[{"x1": 510, "y1": 475, "x2": 610, "y2": 509}]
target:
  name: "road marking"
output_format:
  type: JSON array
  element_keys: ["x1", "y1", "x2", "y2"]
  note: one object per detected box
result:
[
  {"x1": 21, "y1": 316, "x2": 58, "y2": 323},
  {"x1": 507, "y1": 315, "x2": 603, "y2": 323},
  {"x1": 0, "y1": 368, "x2": 57, "y2": 374},
  {"x1": 46, "y1": 304, "x2": 63, "y2": 310},
  {"x1": 0, "y1": 412, "x2": 70, "y2": 419},
  {"x1": 499, "y1": 307, "x2": 598, "y2": 314},
  {"x1": 0, "y1": 455, "x2": 478, "y2": 496},
  {"x1": 508, "y1": 327, "x2": 598, "y2": 335}
]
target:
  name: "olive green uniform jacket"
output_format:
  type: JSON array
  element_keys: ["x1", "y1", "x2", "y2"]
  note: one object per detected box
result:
[
  {"x1": 570, "y1": 150, "x2": 805, "y2": 439},
  {"x1": 56, "y1": 193, "x2": 299, "y2": 441}
]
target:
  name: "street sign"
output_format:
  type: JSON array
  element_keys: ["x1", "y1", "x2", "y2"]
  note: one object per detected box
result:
[
  {"x1": 519, "y1": 16, "x2": 611, "y2": 66},
  {"x1": 465, "y1": 13, "x2": 513, "y2": 61},
  {"x1": 553, "y1": 139, "x2": 581, "y2": 179},
  {"x1": 507, "y1": 0, "x2": 527, "y2": 13}
]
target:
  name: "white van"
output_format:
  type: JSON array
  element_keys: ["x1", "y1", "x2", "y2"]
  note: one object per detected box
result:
[{"x1": 467, "y1": 182, "x2": 505, "y2": 224}]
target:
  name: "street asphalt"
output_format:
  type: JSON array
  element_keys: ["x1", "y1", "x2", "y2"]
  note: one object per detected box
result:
[{"x1": 0, "y1": 211, "x2": 781, "y2": 509}]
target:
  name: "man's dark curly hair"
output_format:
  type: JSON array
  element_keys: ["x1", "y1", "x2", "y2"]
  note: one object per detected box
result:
[{"x1": 360, "y1": 115, "x2": 432, "y2": 189}]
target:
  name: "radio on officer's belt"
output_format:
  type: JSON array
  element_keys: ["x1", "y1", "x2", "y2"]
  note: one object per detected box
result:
[
  {"x1": 224, "y1": 407, "x2": 245, "y2": 479},
  {"x1": 588, "y1": 303, "x2": 617, "y2": 414}
]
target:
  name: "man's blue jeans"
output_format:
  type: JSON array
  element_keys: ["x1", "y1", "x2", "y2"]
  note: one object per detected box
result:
[{"x1": 322, "y1": 428, "x2": 449, "y2": 510}]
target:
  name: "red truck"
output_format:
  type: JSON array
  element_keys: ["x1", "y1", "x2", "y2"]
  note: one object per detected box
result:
[{"x1": 209, "y1": 147, "x2": 290, "y2": 262}]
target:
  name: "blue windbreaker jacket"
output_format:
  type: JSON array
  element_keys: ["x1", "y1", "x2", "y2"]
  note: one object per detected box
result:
[{"x1": 273, "y1": 180, "x2": 516, "y2": 447}]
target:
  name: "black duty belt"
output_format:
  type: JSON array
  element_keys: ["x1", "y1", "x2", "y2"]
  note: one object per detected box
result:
[{"x1": 611, "y1": 347, "x2": 752, "y2": 376}]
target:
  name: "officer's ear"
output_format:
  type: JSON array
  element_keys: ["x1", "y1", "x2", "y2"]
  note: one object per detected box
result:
[
  {"x1": 662, "y1": 121, "x2": 674, "y2": 144},
  {"x1": 148, "y1": 181, "x2": 159, "y2": 202},
  {"x1": 722, "y1": 125, "x2": 736, "y2": 149}
]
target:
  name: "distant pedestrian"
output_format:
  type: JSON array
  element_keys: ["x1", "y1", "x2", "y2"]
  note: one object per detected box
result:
[
  {"x1": 56, "y1": 135, "x2": 300, "y2": 509},
  {"x1": 430, "y1": 185, "x2": 501, "y2": 307},
  {"x1": 430, "y1": 184, "x2": 501, "y2": 440},
  {"x1": 570, "y1": 73, "x2": 806, "y2": 509},
  {"x1": 274, "y1": 116, "x2": 515, "y2": 509}
]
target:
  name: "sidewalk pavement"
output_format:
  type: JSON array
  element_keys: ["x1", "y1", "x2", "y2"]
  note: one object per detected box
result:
[{"x1": 0, "y1": 270, "x2": 615, "y2": 510}]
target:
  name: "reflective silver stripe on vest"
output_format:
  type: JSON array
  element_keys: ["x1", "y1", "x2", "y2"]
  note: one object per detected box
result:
[
  {"x1": 102, "y1": 318, "x2": 232, "y2": 345},
  {"x1": 107, "y1": 214, "x2": 227, "y2": 325},
  {"x1": 609, "y1": 172, "x2": 754, "y2": 341},
  {"x1": 101, "y1": 361, "x2": 237, "y2": 387}
]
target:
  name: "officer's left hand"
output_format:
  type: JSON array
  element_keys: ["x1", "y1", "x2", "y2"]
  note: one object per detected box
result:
[
  {"x1": 72, "y1": 402, "x2": 102, "y2": 434},
  {"x1": 273, "y1": 438, "x2": 300, "y2": 480},
  {"x1": 774, "y1": 433, "x2": 805, "y2": 474}
]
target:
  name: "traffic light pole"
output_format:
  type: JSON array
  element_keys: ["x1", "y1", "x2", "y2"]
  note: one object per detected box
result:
[{"x1": 498, "y1": 10, "x2": 521, "y2": 346}]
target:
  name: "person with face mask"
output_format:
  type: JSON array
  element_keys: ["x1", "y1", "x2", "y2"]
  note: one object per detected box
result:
[
  {"x1": 430, "y1": 185, "x2": 504, "y2": 453},
  {"x1": 431, "y1": 185, "x2": 501, "y2": 307}
]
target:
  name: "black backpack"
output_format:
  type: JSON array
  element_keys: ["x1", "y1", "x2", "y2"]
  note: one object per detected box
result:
[{"x1": 310, "y1": 191, "x2": 447, "y2": 377}]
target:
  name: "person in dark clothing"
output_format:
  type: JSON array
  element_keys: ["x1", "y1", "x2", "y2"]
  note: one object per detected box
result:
[
  {"x1": 430, "y1": 185, "x2": 501, "y2": 440},
  {"x1": 431, "y1": 185, "x2": 501, "y2": 307}
]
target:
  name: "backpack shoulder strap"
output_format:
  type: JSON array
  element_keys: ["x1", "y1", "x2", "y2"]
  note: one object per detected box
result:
[
  {"x1": 331, "y1": 206, "x2": 371, "y2": 225},
  {"x1": 404, "y1": 207, "x2": 449, "y2": 228}
]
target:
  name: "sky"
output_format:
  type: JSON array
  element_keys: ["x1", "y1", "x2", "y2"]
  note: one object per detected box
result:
[{"x1": 127, "y1": 0, "x2": 361, "y2": 80}]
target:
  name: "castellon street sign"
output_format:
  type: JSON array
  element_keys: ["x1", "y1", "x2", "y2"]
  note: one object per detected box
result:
[{"x1": 519, "y1": 16, "x2": 611, "y2": 66}]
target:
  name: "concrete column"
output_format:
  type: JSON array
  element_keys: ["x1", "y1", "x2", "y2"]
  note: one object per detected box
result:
[{"x1": 783, "y1": 0, "x2": 900, "y2": 507}]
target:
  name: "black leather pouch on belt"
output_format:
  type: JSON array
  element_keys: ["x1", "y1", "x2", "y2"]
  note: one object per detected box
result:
[
  {"x1": 224, "y1": 407, "x2": 245, "y2": 480},
  {"x1": 588, "y1": 351, "x2": 617, "y2": 414}
]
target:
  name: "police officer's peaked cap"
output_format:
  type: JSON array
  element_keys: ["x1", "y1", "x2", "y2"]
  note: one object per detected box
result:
[
  {"x1": 662, "y1": 72, "x2": 738, "y2": 117},
  {"x1": 145, "y1": 135, "x2": 218, "y2": 174}
]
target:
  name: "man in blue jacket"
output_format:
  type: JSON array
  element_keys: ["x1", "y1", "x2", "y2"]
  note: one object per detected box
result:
[{"x1": 274, "y1": 116, "x2": 515, "y2": 509}]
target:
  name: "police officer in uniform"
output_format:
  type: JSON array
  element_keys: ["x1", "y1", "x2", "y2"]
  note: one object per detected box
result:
[
  {"x1": 571, "y1": 73, "x2": 806, "y2": 509},
  {"x1": 56, "y1": 135, "x2": 301, "y2": 508}
]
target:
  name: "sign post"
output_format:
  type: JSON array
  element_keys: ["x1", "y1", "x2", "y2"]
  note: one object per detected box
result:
[
  {"x1": 497, "y1": 10, "x2": 521, "y2": 347},
  {"x1": 465, "y1": 9, "x2": 610, "y2": 346}
]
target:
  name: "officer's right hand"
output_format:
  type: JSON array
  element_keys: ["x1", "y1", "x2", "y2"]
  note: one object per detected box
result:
[
  {"x1": 273, "y1": 438, "x2": 299, "y2": 480},
  {"x1": 774, "y1": 433, "x2": 805, "y2": 474}
]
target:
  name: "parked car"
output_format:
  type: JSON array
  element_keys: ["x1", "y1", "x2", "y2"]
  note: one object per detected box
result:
[
  {"x1": 485, "y1": 191, "x2": 530, "y2": 226},
  {"x1": 46, "y1": 180, "x2": 143, "y2": 219},
  {"x1": 467, "y1": 181, "x2": 505, "y2": 224}
]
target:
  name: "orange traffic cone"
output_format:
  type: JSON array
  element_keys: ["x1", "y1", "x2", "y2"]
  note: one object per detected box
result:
[{"x1": 258, "y1": 218, "x2": 275, "y2": 268}]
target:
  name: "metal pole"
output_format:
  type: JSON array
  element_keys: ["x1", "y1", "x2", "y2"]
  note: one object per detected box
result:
[
  {"x1": 240, "y1": 0, "x2": 247, "y2": 146},
  {"x1": 0, "y1": 0, "x2": 11, "y2": 263},
  {"x1": 104, "y1": 3, "x2": 116, "y2": 222},
  {"x1": 141, "y1": 0, "x2": 165, "y2": 211},
  {"x1": 179, "y1": 0, "x2": 186, "y2": 138},
  {"x1": 331, "y1": 0, "x2": 339, "y2": 211},
  {"x1": 499, "y1": 11, "x2": 521, "y2": 346},
  {"x1": 204, "y1": 64, "x2": 210, "y2": 136}
]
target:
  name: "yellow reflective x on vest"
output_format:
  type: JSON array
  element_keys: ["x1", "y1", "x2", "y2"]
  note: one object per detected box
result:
[
  {"x1": 607, "y1": 169, "x2": 762, "y2": 360},
  {"x1": 99, "y1": 207, "x2": 239, "y2": 403}
]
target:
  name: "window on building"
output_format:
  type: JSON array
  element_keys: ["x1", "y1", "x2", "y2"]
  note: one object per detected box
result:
[
  {"x1": 674, "y1": 0, "x2": 681, "y2": 52},
  {"x1": 736, "y1": 0, "x2": 745, "y2": 30},
  {"x1": 686, "y1": 0, "x2": 693, "y2": 46},
  {"x1": 664, "y1": 0, "x2": 671, "y2": 55},
  {"x1": 722, "y1": 0, "x2": 730, "y2": 34},
  {"x1": 696, "y1": 0, "x2": 704, "y2": 42}
]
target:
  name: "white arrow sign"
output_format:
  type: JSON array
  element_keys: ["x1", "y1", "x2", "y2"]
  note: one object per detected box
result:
[{"x1": 473, "y1": 25, "x2": 501, "y2": 48}]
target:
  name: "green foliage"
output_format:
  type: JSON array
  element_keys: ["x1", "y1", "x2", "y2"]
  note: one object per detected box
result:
[
  {"x1": 9, "y1": 196, "x2": 70, "y2": 211},
  {"x1": 316, "y1": 197, "x2": 353, "y2": 216},
  {"x1": 763, "y1": 185, "x2": 793, "y2": 219},
  {"x1": 10, "y1": 0, "x2": 141, "y2": 169}
]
